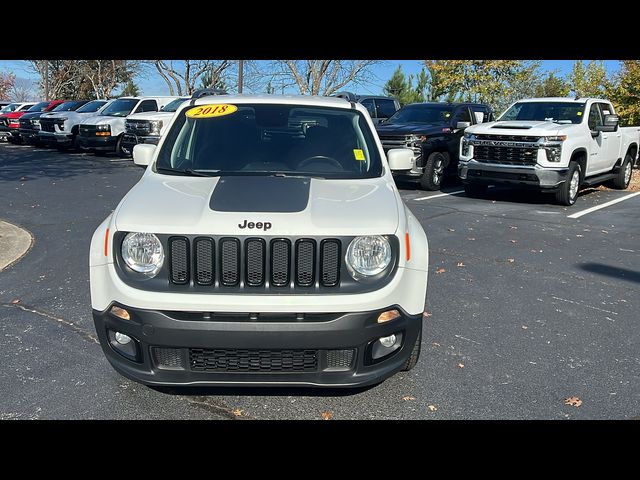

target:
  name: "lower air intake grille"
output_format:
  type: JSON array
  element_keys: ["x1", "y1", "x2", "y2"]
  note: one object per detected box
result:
[
  {"x1": 169, "y1": 237, "x2": 189, "y2": 285},
  {"x1": 326, "y1": 349, "x2": 355, "y2": 370},
  {"x1": 152, "y1": 347, "x2": 186, "y2": 370},
  {"x1": 190, "y1": 348, "x2": 318, "y2": 372}
]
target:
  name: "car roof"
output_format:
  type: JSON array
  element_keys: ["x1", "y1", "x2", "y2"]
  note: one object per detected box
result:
[
  {"x1": 515, "y1": 97, "x2": 607, "y2": 103},
  {"x1": 190, "y1": 94, "x2": 352, "y2": 109},
  {"x1": 405, "y1": 101, "x2": 490, "y2": 107}
]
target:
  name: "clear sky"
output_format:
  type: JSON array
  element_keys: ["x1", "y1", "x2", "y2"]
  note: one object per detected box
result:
[{"x1": 0, "y1": 60, "x2": 622, "y2": 97}]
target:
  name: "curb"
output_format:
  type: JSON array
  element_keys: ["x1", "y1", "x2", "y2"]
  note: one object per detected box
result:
[{"x1": 0, "y1": 220, "x2": 34, "y2": 272}]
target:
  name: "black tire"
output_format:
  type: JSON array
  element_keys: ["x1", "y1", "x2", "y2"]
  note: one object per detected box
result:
[
  {"x1": 464, "y1": 182, "x2": 488, "y2": 197},
  {"x1": 419, "y1": 151, "x2": 447, "y2": 191},
  {"x1": 115, "y1": 135, "x2": 129, "y2": 157},
  {"x1": 402, "y1": 327, "x2": 422, "y2": 371},
  {"x1": 555, "y1": 161, "x2": 581, "y2": 206},
  {"x1": 611, "y1": 154, "x2": 633, "y2": 190}
]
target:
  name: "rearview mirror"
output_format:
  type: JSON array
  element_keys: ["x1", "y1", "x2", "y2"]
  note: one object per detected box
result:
[
  {"x1": 133, "y1": 144, "x2": 156, "y2": 167},
  {"x1": 387, "y1": 148, "x2": 414, "y2": 170},
  {"x1": 456, "y1": 121, "x2": 471, "y2": 129}
]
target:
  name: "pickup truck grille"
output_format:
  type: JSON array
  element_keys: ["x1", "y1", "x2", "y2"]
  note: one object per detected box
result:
[
  {"x1": 125, "y1": 119, "x2": 152, "y2": 135},
  {"x1": 40, "y1": 118, "x2": 62, "y2": 133},
  {"x1": 168, "y1": 236, "x2": 342, "y2": 290},
  {"x1": 475, "y1": 134, "x2": 540, "y2": 142},
  {"x1": 19, "y1": 119, "x2": 33, "y2": 130},
  {"x1": 473, "y1": 145, "x2": 538, "y2": 165},
  {"x1": 79, "y1": 125, "x2": 97, "y2": 136}
]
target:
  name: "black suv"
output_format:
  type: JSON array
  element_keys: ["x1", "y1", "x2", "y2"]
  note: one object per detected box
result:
[
  {"x1": 376, "y1": 102, "x2": 493, "y2": 190},
  {"x1": 333, "y1": 92, "x2": 400, "y2": 124}
]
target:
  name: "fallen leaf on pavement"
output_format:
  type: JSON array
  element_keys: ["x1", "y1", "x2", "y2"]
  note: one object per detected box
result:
[
  {"x1": 432, "y1": 342, "x2": 440, "y2": 347},
  {"x1": 320, "y1": 411, "x2": 333, "y2": 420},
  {"x1": 564, "y1": 396, "x2": 583, "y2": 407},
  {"x1": 447, "y1": 228, "x2": 455, "y2": 232},
  {"x1": 507, "y1": 258, "x2": 515, "y2": 263},
  {"x1": 457, "y1": 363, "x2": 464, "y2": 368},
  {"x1": 427, "y1": 405, "x2": 438, "y2": 412},
  {"x1": 402, "y1": 396, "x2": 416, "y2": 401},
  {"x1": 521, "y1": 325, "x2": 528, "y2": 330},
  {"x1": 423, "y1": 311, "x2": 432, "y2": 318},
  {"x1": 510, "y1": 240, "x2": 517, "y2": 244},
  {"x1": 467, "y1": 237, "x2": 476, "y2": 241},
  {"x1": 435, "y1": 268, "x2": 446, "y2": 274},
  {"x1": 10, "y1": 298, "x2": 21, "y2": 304},
  {"x1": 456, "y1": 262, "x2": 465, "y2": 267},
  {"x1": 601, "y1": 230, "x2": 608, "y2": 234},
  {"x1": 510, "y1": 226, "x2": 518, "y2": 229},
  {"x1": 231, "y1": 408, "x2": 243, "y2": 417},
  {"x1": 576, "y1": 234, "x2": 583, "y2": 238}
]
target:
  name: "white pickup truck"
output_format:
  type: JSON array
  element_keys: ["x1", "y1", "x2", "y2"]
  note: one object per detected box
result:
[{"x1": 459, "y1": 97, "x2": 640, "y2": 205}]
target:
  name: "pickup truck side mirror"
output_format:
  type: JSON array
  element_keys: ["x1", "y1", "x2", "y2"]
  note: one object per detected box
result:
[
  {"x1": 595, "y1": 114, "x2": 619, "y2": 133},
  {"x1": 387, "y1": 148, "x2": 414, "y2": 170},
  {"x1": 456, "y1": 121, "x2": 471, "y2": 129},
  {"x1": 133, "y1": 144, "x2": 156, "y2": 167}
]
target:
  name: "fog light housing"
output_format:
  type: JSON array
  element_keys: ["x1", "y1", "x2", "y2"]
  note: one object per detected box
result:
[
  {"x1": 377, "y1": 309, "x2": 400, "y2": 323},
  {"x1": 108, "y1": 329, "x2": 141, "y2": 362},
  {"x1": 110, "y1": 305, "x2": 131, "y2": 320},
  {"x1": 368, "y1": 331, "x2": 404, "y2": 363}
]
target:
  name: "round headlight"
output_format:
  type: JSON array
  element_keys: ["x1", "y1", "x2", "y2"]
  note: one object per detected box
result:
[
  {"x1": 121, "y1": 232, "x2": 164, "y2": 276},
  {"x1": 346, "y1": 235, "x2": 392, "y2": 278}
]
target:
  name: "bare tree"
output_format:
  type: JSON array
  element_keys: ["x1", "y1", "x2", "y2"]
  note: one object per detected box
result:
[
  {"x1": 270, "y1": 60, "x2": 381, "y2": 96},
  {"x1": 153, "y1": 60, "x2": 232, "y2": 95},
  {"x1": 30, "y1": 60, "x2": 81, "y2": 99},
  {"x1": 9, "y1": 77, "x2": 37, "y2": 101},
  {"x1": 80, "y1": 60, "x2": 141, "y2": 99}
]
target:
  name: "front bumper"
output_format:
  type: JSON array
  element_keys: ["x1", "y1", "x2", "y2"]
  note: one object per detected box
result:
[
  {"x1": 19, "y1": 129, "x2": 40, "y2": 144},
  {"x1": 121, "y1": 133, "x2": 160, "y2": 154},
  {"x1": 39, "y1": 131, "x2": 73, "y2": 145},
  {"x1": 93, "y1": 303, "x2": 422, "y2": 387},
  {"x1": 459, "y1": 160, "x2": 569, "y2": 189},
  {"x1": 78, "y1": 134, "x2": 118, "y2": 151}
]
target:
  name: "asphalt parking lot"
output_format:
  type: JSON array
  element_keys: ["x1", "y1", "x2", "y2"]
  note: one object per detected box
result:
[{"x1": 1, "y1": 143, "x2": 639, "y2": 419}]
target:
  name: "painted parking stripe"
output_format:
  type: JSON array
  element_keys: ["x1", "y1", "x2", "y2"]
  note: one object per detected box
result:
[
  {"x1": 413, "y1": 190, "x2": 465, "y2": 201},
  {"x1": 568, "y1": 191, "x2": 640, "y2": 219}
]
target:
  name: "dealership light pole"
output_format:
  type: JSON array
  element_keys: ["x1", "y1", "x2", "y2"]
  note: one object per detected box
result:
[
  {"x1": 44, "y1": 61, "x2": 49, "y2": 101},
  {"x1": 238, "y1": 60, "x2": 244, "y2": 94}
]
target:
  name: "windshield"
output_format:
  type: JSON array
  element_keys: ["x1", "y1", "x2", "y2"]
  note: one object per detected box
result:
[
  {"x1": 156, "y1": 103, "x2": 383, "y2": 179},
  {"x1": 386, "y1": 104, "x2": 453, "y2": 124},
  {"x1": 27, "y1": 101, "x2": 51, "y2": 113},
  {"x1": 52, "y1": 101, "x2": 87, "y2": 112},
  {"x1": 1, "y1": 103, "x2": 19, "y2": 113},
  {"x1": 161, "y1": 98, "x2": 189, "y2": 112},
  {"x1": 499, "y1": 101, "x2": 586, "y2": 124},
  {"x1": 99, "y1": 98, "x2": 139, "y2": 117},
  {"x1": 77, "y1": 100, "x2": 107, "y2": 113}
]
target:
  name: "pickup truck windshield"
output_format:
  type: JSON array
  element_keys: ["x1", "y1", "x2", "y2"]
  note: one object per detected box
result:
[
  {"x1": 99, "y1": 99, "x2": 138, "y2": 117},
  {"x1": 52, "y1": 101, "x2": 87, "y2": 112},
  {"x1": 27, "y1": 102, "x2": 51, "y2": 113},
  {"x1": 499, "y1": 101, "x2": 586, "y2": 124},
  {"x1": 156, "y1": 103, "x2": 383, "y2": 179},
  {"x1": 385, "y1": 104, "x2": 453, "y2": 124},
  {"x1": 160, "y1": 98, "x2": 189, "y2": 113},
  {"x1": 1, "y1": 103, "x2": 18, "y2": 113},
  {"x1": 77, "y1": 100, "x2": 107, "y2": 113}
]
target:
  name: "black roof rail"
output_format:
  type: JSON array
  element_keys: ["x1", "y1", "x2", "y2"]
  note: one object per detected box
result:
[
  {"x1": 332, "y1": 91, "x2": 358, "y2": 102},
  {"x1": 191, "y1": 88, "x2": 228, "y2": 99}
]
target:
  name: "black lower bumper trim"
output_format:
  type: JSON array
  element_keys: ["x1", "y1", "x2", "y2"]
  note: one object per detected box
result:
[
  {"x1": 459, "y1": 162, "x2": 569, "y2": 189},
  {"x1": 78, "y1": 135, "x2": 117, "y2": 150},
  {"x1": 93, "y1": 304, "x2": 423, "y2": 387}
]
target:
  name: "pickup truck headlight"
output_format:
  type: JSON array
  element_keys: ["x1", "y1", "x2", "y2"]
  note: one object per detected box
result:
[
  {"x1": 149, "y1": 120, "x2": 163, "y2": 135},
  {"x1": 95, "y1": 124, "x2": 110, "y2": 131},
  {"x1": 346, "y1": 235, "x2": 392, "y2": 278},
  {"x1": 121, "y1": 232, "x2": 164, "y2": 277},
  {"x1": 542, "y1": 136, "x2": 565, "y2": 162},
  {"x1": 31, "y1": 119, "x2": 41, "y2": 126}
]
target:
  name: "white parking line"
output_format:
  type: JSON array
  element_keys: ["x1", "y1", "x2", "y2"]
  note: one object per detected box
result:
[
  {"x1": 568, "y1": 191, "x2": 640, "y2": 219},
  {"x1": 413, "y1": 190, "x2": 465, "y2": 201}
]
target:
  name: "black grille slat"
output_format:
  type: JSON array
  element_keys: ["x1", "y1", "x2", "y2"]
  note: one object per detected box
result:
[
  {"x1": 295, "y1": 240, "x2": 316, "y2": 287},
  {"x1": 474, "y1": 145, "x2": 538, "y2": 165},
  {"x1": 194, "y1": 238, "x2": 214, "y2": 286},
  {"x1": 245, "y1": 239, "x2": 265, "y2": 286},
  {"x1": 190, "y1": 348, "x2": 318, "y2": 372},
  {"x1": 169, "y1": 237, "x2": 189, "y2": 285},
  {"x1": 320, "y1": 240, "x2": 340, "y2": 287},
  {"x1": 270, "y1": 240, "x2": 290, "y2": 287},
  {"x1": 40, "y1": 119, "x2": 56, "y2": 132},
  {"x1": 220, "y1": 238, "x2": 240, "y2": 286}
]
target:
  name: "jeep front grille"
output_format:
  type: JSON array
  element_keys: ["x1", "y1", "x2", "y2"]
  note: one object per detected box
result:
[
  {"x1": 189, "y1": 348, "x2": 318, "y2": 372},
  {"x1": 168, "y1": 236, "x2": 342, "y2": 289}
]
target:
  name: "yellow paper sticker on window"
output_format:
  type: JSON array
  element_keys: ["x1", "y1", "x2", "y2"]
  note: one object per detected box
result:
[
  {"x1": 353, "y1": 149, "x2": 365, "y2": 161},
  {"x1": 186, "y1": 104, "x2": 238, "y2": 119},
  {"x1": 576, "y1": 111, "x2": 583, "y2": 116}
]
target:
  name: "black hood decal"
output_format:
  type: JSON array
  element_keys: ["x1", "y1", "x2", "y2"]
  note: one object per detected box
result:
[{"x1": 209, "y1": 176, "x2": 311, "y2": 213}]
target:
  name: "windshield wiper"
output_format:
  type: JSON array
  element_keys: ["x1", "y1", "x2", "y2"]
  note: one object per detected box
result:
[{"x1": 156, "y1": 167, "x2": 216, "y2": 177}]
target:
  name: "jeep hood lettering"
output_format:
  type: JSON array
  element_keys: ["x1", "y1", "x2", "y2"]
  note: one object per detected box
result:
[{"x1": 115, "y1": 175, "x2": 399, "y2": 236}]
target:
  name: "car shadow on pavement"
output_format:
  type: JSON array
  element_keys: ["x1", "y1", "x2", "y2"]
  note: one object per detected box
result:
[
  {"x1": 578, "y1": 262, "x2": 640, "y2": 285},
  {"x1": 0, "y1": 145, "x2": 128, "y2": 181},
  {"x1": 147, "y1": 383, "x2": 379, "y2": 397}
]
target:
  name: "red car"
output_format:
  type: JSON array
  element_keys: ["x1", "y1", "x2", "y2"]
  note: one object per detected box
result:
[
  {"x1": 3, "y1": 100, "x2": 64, "y2": 144},
  {"x1": 0, "y1": 102, "x2": 36, "y2": 141}
]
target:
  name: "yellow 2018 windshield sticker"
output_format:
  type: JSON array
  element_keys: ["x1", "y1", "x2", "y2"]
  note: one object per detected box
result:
[
  {"x1": 186, "y1": 104, "x2": 238, "y2": 118},
  {"x1": 353, "y1": 149, "x2": 366, "y2": 161}
]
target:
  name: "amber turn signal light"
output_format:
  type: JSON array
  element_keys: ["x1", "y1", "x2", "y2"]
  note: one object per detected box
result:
[
  {"x1": 110, "y1": 306, "x2": 131, "y2": 321},
  {"x1": 377, "y1": 309, "x2": 400, "y2": 323}
]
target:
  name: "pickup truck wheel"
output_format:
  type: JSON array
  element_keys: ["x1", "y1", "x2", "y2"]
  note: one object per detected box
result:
[
  {"x1": 464, "y1": 183, "x2": 488, "y2": 197},
  {"x1": 556, "y1": 161, "x2": 581, "y2": 206},
  {"x1": 115, "y1": 136, "x2": 129, "y2": 157},
  {"x1": 611, "y1": 155, "x2": 633, "y2": 189},
  {"x1": 419, "y1": 152, "x2": 446, "y2": 191},
  {"x1": 402, "y1": 327, "x2": 422, "y2": 371}
]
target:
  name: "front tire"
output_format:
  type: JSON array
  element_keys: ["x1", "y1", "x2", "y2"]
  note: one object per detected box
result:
[
  {"x1": 611, "y1": 154, "x2": 633, "y2": 190},
  {"x1": 556, "y1": 161, "x2": 581, "y2": 206},
  {"x1": 419, "y1": 152, "x2": 446, "y2": 191},
  {"x1": 402, "y1": 327, "x2": 422, "y2": 371}
]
